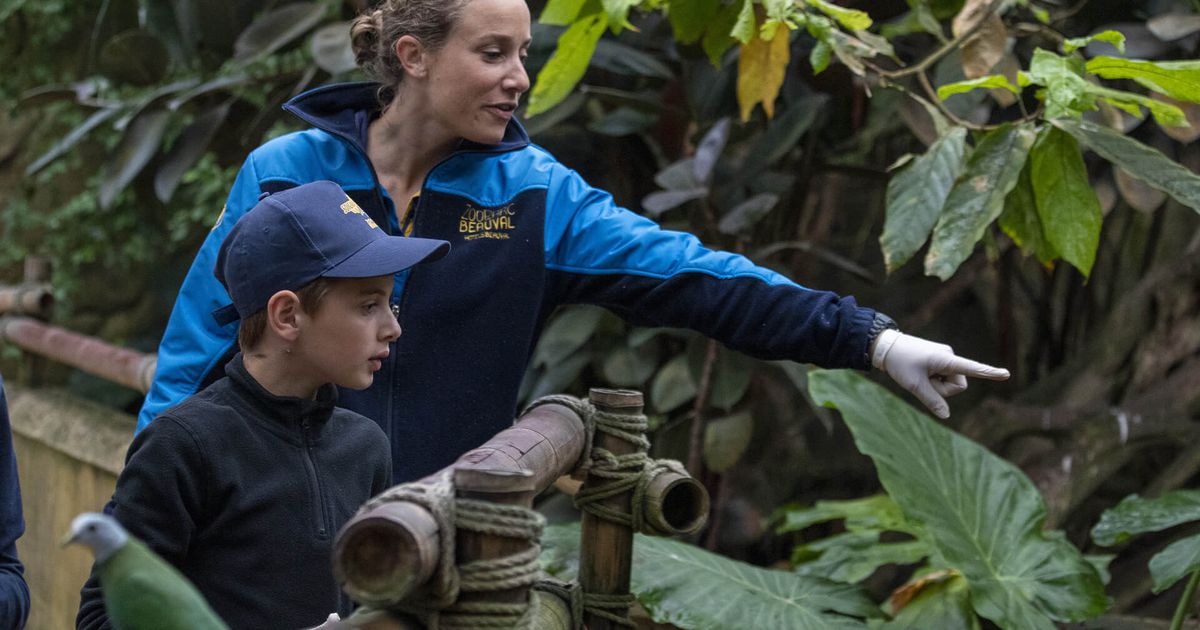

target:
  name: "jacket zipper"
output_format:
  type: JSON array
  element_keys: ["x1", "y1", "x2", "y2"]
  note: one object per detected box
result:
[{"x1": 300, "y1": 419, "x2": 330, "y2": 539}]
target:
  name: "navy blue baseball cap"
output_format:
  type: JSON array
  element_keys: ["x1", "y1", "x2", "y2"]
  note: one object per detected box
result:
[{"x1": 212, "y1": 181, "x2": 450, "y2": 325}]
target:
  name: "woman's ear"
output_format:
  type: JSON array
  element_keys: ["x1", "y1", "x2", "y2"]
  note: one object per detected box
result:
[
  {"x1": 394, "y1": 34, "x2": 429, "y2": 79},
  {"x1": 266, "y1": 290, "x2": 303, "y2": 342}
]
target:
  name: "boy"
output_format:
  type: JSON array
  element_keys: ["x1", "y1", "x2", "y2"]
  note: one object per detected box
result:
[{"x1": 76, "y1": 181, "x2": 449, "y2": 629}]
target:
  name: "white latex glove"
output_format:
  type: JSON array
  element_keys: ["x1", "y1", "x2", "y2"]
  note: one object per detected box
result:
[
  {"x1": 305, "y1": 613, "x2": 342, "y2": 630},
  {"x1": 872, "y1": 329, "x2": 1010, "y2": 419}
]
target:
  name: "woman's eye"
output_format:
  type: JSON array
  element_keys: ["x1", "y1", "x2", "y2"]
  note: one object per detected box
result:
[{"x1": 482, "y1": 50, "x2": 503, "y2": 61}]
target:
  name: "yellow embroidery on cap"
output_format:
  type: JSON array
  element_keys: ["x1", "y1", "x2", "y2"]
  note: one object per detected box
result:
[{"x1": 341, "y1": 197, "x2": 378, "y2": 229}]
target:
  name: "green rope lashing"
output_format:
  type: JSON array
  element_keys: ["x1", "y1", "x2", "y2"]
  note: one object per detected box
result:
[
  {"x1": 581, "y1": 592, "x2": 637, "y2": 627},
  {"x1": 532, "y1": 578, "x2": 584, "y2": 629},
  {"x1": 357, "y1": 474, "x2": 547, "y2": 630}
]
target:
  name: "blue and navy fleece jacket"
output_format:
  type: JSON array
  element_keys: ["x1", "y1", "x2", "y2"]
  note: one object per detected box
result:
[{"x1": 138, "y1": 81, "x2": 877, "y2": 483}]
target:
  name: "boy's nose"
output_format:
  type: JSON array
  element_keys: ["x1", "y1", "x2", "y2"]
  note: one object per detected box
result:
[{"x1": 382, "y1": 309, "x2": 402, "y2": 341}]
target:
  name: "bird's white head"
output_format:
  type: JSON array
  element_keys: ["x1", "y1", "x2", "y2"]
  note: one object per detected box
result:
[{"x1": 64, "y1": 513, "x2": 128, "y2": 563}]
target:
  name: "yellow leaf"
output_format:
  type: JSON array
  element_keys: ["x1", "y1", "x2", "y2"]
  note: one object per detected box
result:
[{"x1": 737, "y1": 25, "x2": 791, "y2": 121}]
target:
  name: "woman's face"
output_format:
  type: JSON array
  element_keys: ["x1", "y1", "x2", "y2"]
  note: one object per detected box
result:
[{"x1": 421, "y1": 0, "x2": 531, "y2": 145}]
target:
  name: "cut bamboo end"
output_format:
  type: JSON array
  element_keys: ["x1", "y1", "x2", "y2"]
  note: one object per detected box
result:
[
  {"x1": 333, "y1": 501, "x2": 439, "y2": 607},
  {"x1": 588, "y1": 388, "x2": 644, "y2": 409},
  {"x1": 642, "y1": 469, "x2": 709, "y2": 536}
]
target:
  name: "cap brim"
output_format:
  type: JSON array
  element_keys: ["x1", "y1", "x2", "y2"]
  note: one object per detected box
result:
[{"x1": 323, "y1": 237, "x2": 450, "y2": 279}]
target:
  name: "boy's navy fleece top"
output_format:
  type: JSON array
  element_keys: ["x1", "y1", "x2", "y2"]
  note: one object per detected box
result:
[
  {"x1": 77, "y1": 354, "x2": 391, "y2": 630},
  {"x1": 138, "y1": 81, "x2": 878, "y2": 483},
  {"x1": 0, "y1": 375, "x2": 30, "y2": 629}
]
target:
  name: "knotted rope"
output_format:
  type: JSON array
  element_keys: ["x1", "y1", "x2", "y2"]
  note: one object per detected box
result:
[{"x1": 357, "y1": 473, "x2": 547, "y2": 629}]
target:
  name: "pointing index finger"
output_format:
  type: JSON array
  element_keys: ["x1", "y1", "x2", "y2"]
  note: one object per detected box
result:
[{"x1": 940, "y1": 356, "x2": 1011, "y2": 381}]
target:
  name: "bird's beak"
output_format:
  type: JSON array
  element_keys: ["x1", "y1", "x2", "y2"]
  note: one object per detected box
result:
[{"x1": 60, "y1": 531, "x2": 78, "y2": 548}]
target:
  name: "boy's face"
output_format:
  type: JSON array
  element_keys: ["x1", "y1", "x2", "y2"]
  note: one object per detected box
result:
[{"x1": 293, "y1": 275, "x2": 401, "y2": 390}]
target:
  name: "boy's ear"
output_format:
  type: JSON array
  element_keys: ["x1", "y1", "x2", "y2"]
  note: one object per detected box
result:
[
  {"x1": 394, "y1": 34, "x2": 429, "y2": 79},
  {"x1": 265, "y1": 290, "x2": 302, "y2": 342}
]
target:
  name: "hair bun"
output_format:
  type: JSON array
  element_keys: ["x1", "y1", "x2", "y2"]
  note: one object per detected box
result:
[{"x1": 350, "y1": 8, "x2": 384, "y2": 67}]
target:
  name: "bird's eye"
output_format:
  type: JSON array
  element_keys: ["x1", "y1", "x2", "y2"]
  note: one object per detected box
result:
[{"x1": 86, "y1": 524, "x2": 96, "y2": 532}]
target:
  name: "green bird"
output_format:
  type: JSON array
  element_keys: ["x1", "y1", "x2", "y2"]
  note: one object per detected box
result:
[{"x1": 63, "y1": 512, "x2": 229, "y2": 630}]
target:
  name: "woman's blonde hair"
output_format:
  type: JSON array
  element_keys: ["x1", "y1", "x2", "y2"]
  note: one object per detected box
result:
[{"x1": 350, "y1": 0, "x2": 474, "y2": 100}]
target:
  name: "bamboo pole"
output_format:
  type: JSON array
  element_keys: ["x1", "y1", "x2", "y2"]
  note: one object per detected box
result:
[
  {"x1": 641, "y1": 467, "x2": 709, "y2": 536},
  {"x1": 578, "y1": 388, "x2": 646, "y2": 630},
  {"x1": 0, "y1": 317, "x2": 156, "y2": 393},
  {"x1": 0, "y1": 284, "x2": 53, "y2": 318},
  {"x1": 333, "y1": 402, "x2": 585, "y2": 606}
]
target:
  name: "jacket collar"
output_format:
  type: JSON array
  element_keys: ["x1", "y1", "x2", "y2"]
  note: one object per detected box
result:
[
  {"x1": 224, "y1": 353, "x2": 337, "y2": 434},
  {"x1": 282, "y1": 81, "x2": 531, "y2": 155}
]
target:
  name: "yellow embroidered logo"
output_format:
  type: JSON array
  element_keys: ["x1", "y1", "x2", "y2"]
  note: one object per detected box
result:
[
  {"x1": 458, "y1": 203, "x2": 516, "y2": 240},
  {"x1": 341, "y1": 198, "x2": 378, "y2": 229}
]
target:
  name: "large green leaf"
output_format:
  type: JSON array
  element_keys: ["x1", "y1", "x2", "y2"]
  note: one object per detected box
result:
[
  {"x1": 650, "y1": 354, "x2": 697, "y2": 413},
  {"x1": 776, "y1": 494, "x2": 922, "y2": 536},
  {"x1": 793, "y1": 531, "x2": 929, "y2": 584},
  {"x1": 99, "y1": 108, "x2": 172, "y2": 209},
  {"x1": 539, "y1": 0, "x2": 589, "y2": 25},
  {"x1": 937, "y1": 75, "x2": 1020, "y2": 100},
  {"x1": 1023, "y1": 49, "x2": 1187, "y2": 126},
  {"x1": 532, "y1": 305, "x2": 606, "y2": 368},
  {"x1": 1150, "y1": 534, "x2": 1200, "y2": 594},
  {"x1": 808, "y1": 369, "x2": 1109, "y2": 629},
  {"x1": 806, "y1": 0, "x2": 872, "y2": 30},
  {"x1": 527, "y1": 12, "x2": 607, "y2": 116},
  {"x1": 687, "y1": 342, "x2": 751, "y2": 411},
  {"x1": 232, "y1": 2, "x2": 327, "y2": 61},
  {"x1": 601, "y1": 342, "x2": 659, "y2": 387},
  {"x1": 25, "y1": 107, "x2": 121, "y2": 176},
  {"x1": 779, "y1": 496, "x2": 930, "y2": 585},
  {"x1": 155, "y1": 101, "x2": 231, "y2": 202},
  {"x1": 881, "y1": 573, "x2": 981, "y2": 630},
  {"x1": 1091, "y1": 490, "x2": 1200, "y2": 546},
  {"x1": 700, "y1": 0, "x2": 746, "y2": 65},
  {"x1": 1029, "y1": 126, "x2": 1102, "y2": 277},
  {"x1": 999, "y1": 161, "x2": 1057, "y2": 265},
  {"x1": 925, "y1": 123, "x2": 1036, "y2": 280},
  {"x1": 668, "y1": 0, "x2": 721, "y2": 44},
  {"x1": 702, "y1": 411, "x2": 753, "y2": 473},
  {"x1": 738, "y1": 95, "x2": 828, "y2": 178},
  {"x1": 1085, "y1": 57, "x2": 1200, "y2": 104},
  {"x1": 1054, "y1": 118, "x2": 1200, "y2": 214},
  {"x1": 541, "y1": 523, "x2": 879, "y2": 629},
  {"x1": 881, "y1": 126, "x2": 967, "y2": 273}
]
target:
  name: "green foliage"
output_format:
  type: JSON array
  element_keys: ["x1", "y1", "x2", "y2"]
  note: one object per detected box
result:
[
  {"x1": 541, "y1": 522, "x2": 882, "y2": 628},
  {"x1": 808, "y1": 369, "x2": 1108, "y2": 628},
  {"x1": 880, "y1": 127, "x2": 967, "y2": 272},
  {"x1": 2, "y1": 0, "x2": 343, "y2": 300},
  {"x1": 1092, "y1": 491, "x2": 1200, "y2": 546},
  {"x1": 1093, "y1": 491, "x2": 1200, "y2": 599},
  {"x1": 1028, "y1": 127, "x2": 1102, "y2": 277},
  {"x1": 925, "y1": 123, "x2": 1036, "y2": 280},
  {"x1": 1054, "y1": 118, "x2": 1200, "y2": 213},
  {"x1": 526, "y1": 13, "x2": 609, "y2": 116},
  {"x1": 776, "y1": 495, "x2": 931, "y2": 583}
]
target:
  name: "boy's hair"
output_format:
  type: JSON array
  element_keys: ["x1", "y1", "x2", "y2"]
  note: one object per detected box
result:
[{"x1": 237, "y1": 277, "x2": 335, "y2": 351}]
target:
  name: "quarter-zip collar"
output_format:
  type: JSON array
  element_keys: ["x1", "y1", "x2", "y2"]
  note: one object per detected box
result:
[
  {"x1": 224, "y1": 353, "x2": 337, "y2": 442},
  {"x1": 281, "y1": 81, "x2": 531, "y2": 156}
]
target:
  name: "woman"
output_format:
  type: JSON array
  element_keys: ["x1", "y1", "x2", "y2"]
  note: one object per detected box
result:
[{"x1": 140, "y1": 0, "x2": 1008, "y2": 483}]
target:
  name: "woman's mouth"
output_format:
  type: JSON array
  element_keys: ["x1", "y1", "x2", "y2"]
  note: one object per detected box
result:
[{"x1": 486, "y1": 102, "x2": 517, "y2": 120}]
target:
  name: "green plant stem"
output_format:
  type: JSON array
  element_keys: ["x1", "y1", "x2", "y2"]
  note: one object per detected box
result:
[{"x1": 1170, "y1": 570, "x2": 1200, "y2": 630}]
